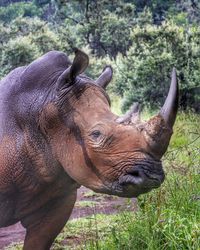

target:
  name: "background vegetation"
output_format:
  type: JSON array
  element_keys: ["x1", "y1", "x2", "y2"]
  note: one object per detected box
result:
[
  {"x1": 1, "y1": 1, "x2": 200, "y2": 250},
  {"x1": 0, "y1": 0, "x2": 200, "y2": 111}
]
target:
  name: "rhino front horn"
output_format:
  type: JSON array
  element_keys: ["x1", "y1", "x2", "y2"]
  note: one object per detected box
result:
[
  {"x1": 159, "y1": 68, "x2": 179, "y2": 128},
  {"x1": 144, "y1": 68, "x2": 179, "y2": 158}
]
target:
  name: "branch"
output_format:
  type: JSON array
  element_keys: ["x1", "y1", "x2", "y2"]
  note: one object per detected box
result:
[{"x1": 65, "y1": 15, "x2": 84, "y2": 26}]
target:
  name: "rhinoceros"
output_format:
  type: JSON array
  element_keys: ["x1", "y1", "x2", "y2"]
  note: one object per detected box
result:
[{"x1": 0, "y1": 49, "x2": 178, "y2": 249}]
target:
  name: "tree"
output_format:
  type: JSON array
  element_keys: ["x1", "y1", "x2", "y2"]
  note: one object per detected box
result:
[
  {"x1": 0, "y1": 36, "x2": 39, "y2": 77},
  {"x1": 55, "y1": 0, "x2": 136, "y2": 58},
  {"x1": 0, "y1": 2, "x2": 41, "y2": 23},
  {"x1": 114, "y1": 22, "x2": 200, "y2": 111},
  {"x1": 0, "y1": 17, "x2": 69, "y2": 77}
]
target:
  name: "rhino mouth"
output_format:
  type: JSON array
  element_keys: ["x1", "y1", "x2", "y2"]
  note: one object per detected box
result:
[
  {"x1": 106, "y1": 162, "x2": 165, "y2": 198},
  {"x1": 119, "y1": 167, "x2": 164, "y2": 188}
]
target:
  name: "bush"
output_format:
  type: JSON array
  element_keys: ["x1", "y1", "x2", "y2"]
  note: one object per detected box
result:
[
  {"x1": 0, "y1": 17, "x2": 70, "y2": 78},
  {"x1": 32, "y1": 28, "x2": 62, "y2": 54},
  {"x1": 0, "y1": 2, "x2": 41, "y2": 23},
  {"x1": 114, "y1": 22, "x2": 200, "y2": 111},
  {"x1": 1, "y1": 36, "x2": 39, "y2": 76}
]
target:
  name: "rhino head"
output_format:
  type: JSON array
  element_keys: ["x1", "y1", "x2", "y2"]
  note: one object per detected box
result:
[{"x1": 39, "y1": 49, "x2": 178, "y2": 198}]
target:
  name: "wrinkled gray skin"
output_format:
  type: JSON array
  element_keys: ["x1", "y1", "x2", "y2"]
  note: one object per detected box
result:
[{"x1": 0, "y1": 49, "x2": 178, "y2": 250}]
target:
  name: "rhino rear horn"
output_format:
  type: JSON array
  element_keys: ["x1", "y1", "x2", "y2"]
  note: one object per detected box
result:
[
  {"x1": 95, "y1": 66, "x2": 113, "y2": 89},
  {"x1": 116, "y1": 102, "x2": 140, "y2": 124},
  {"x1": 56, "y1": 48, "x2": 89, "y2": 90}
]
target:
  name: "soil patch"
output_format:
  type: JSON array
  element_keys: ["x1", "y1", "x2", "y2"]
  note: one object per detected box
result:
[{"x1": 0, "y1": 187, "x2": 137, "y2": 249}]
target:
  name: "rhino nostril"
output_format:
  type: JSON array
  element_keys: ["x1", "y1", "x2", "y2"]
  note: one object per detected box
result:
[
  {"x1": 125, "y1": 169, "x2": 144, "y2": 185},
  {"x1": 130, "y1": 170, "x2": 140, "y2": 178},
  {"x1": 127, "y1": 168, "x2": 143, "y2": 178}
]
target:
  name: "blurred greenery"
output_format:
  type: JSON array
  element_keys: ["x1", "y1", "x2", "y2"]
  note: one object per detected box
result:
[
  {"x1": 0, "y1": 0, "x2": 200, "y2": 111},
  {"x1": 114, "y1": 22, "x2": 200, "y2": 110}
]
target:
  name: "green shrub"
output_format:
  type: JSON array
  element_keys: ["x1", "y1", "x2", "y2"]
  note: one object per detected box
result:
[
  {"x1": 0, "y1": 17, "x2": 70, "y2": 78},
  {"x1": 114, "y1": 22, "x2": 200, "y2": 111},
  {"x1": 1, "y1": 36, "x2": 39, "y2": 76},
  {"x1": 0, "y1": 2, "x2": 41, "y2": 23},
  {"x1": 32, "y1": 28, "x2": 62, "y2": 53}
]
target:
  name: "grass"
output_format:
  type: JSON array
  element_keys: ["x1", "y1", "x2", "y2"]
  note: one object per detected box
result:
[
  {"x1": 53, "y1": 213, "x2": 124, "y2": 250},
  {"x1": 82, "y1": 190, "x2": 114, "y2": 200},
  {"x1": 75, "y1": 200, "x2": 99, "y2": 208},
  {"x1": 5, "y1": 243, "x2": 23, "y2": 250}
]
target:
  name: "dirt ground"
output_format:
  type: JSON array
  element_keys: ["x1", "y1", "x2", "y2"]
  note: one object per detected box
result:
[{"x1": 0, "y1": 187, "x2": 137, "y2": 249}]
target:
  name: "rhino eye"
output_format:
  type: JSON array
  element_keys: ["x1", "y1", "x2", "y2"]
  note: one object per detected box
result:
[{"x1": 90, "y1": 130, "x2": 102, "y2": 140}]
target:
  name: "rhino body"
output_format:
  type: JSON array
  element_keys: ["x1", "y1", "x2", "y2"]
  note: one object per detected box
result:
[{"x1": 0, "y1": 50, "x2": 178, "y2": 249}]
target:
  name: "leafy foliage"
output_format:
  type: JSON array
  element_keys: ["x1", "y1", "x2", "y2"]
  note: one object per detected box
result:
[
  {"x1": 0, "y1": 17, "x2": 69, "y2": 77},
  {"x1": 0, "y1": 2, "x2": 41, "y2": 23},
  {"x1": 1, "y1": 36, "x2": 39, "y2": 77},
  {"x1": 114, "y1": 22, "x2": 200, "y2": 110}
]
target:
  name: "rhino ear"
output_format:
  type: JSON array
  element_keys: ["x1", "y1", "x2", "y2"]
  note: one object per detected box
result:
[
  {"x1": 70, "y1": 48, "x2": 89, "y2": 80},
  {"x1": 56, "y1": 48, "x2": 89, "y2": 90},
  {"x1": 95, "y1": 66, "x2": 113, "y2": 89}
]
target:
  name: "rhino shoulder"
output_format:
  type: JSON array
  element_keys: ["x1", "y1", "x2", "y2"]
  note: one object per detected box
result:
[{"x1": 18, "y1": 51, "x2": 72, "y2": 90}]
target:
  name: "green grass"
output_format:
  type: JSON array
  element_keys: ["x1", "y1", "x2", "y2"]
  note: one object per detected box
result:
[
  {"x1": 110, "y1": 93, "x2": 123, "y2": 115},
  {"x1": 5, "y1": 243, "x2": 23, "y2": 250},
  {"x1": 75, "y1": 200, "x2": 99, "y2": 208}
]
